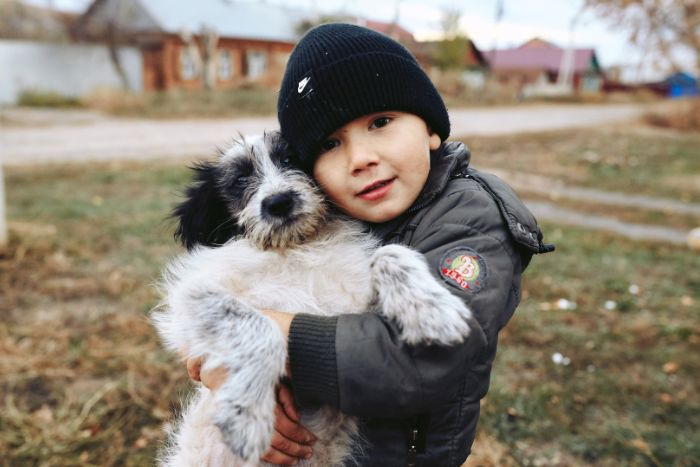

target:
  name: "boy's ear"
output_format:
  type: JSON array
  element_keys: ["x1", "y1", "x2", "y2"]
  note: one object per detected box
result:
[
  {"x1": 172, "y1": 161, "x2": 242, "y2": 250},
  {"x1": 429, "y1": 132, "x2": 441, "y2": 151}
]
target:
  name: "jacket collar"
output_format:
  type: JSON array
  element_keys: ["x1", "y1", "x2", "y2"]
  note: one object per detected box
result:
[{"x1": 366, "y1": 141, "x2": 471, "y2": 239}]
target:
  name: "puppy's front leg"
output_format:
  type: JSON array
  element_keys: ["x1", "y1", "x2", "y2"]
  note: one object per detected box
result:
[
  {"x1": 187, "y1": 289, "x2": 287, "y2": 463},
  {"x1": 370, "y1": 245, "x2": 473, "y2": 346}
]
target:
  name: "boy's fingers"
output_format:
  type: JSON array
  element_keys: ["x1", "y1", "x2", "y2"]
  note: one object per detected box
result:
[
  {"x1": 186, "y1": 356, "x2": 202, "y2": 381},
  {"x1": 199, "y1": 365, "x2": 228, "y2": 391},
  {"x1": 274, "y1": 404, "x2": 316, "y2": 445},
  {"x1": 277, "y1": 384, "x2": 300, "y2": 422},
  {"x1": 268, "y1": 429, "x2": 313, "y2": 460},
  {"x1": 261, "y1": 446, "x2": 300, "y2": 466}
]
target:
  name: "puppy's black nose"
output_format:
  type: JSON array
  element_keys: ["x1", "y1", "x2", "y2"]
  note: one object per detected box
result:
[{"x1": 262, "y1": 192, "x2": 296, "y2": 218}]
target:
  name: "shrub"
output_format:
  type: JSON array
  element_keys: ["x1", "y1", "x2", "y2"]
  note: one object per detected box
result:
[{"x1": 17, "y1": 89, "x2": 82, "y2": 108}]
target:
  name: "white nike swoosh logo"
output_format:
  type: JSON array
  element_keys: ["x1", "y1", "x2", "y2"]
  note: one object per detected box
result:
[{"x1": 298, "y1": 77, "x2": 310, "y2": 93}]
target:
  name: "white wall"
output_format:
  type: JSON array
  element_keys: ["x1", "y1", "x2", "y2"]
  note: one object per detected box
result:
[{"x1": 0, "y1": 40, "x2": 143, "y2": 104}]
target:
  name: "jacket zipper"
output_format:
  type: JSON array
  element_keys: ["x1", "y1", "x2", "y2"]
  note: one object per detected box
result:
[{"x1": 407, "y1": 427, "x2": 419, "y2": 467}]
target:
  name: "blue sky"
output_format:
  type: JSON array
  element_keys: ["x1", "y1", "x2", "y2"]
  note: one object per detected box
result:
[{"x1": 30, "y1": 0, "x2": 666, "y2": 81}]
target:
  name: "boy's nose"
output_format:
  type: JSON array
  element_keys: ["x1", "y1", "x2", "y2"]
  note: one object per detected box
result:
[{"x1": 348, "y1": 145, "x2": 380, "y2": 176}]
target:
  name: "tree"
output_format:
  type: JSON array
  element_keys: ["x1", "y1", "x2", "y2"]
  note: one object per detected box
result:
[
  {"x1": 199, "y1": 25, "x2": 219, "y2": 91},
  {"x1": 295, "y1": 14, "x2": 356, "y2": 36},
  {"x1": 435, "y1": 8, "x2": 470, "y2": 71},
  {"x1": 584, "y1": 0, "x2": 700, "y2": 78}
]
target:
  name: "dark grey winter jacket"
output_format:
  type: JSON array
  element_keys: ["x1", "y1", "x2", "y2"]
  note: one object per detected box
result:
[{"x1": 288, "y1": 142, "x2": 553, "y2": 466}]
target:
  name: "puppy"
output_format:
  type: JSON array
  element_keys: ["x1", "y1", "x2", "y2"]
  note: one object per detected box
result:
[{"x1": 152, "y1": 132, "x2": 473, "y2": 466}]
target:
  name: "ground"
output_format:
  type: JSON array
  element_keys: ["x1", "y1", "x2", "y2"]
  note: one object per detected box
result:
[{"x1": 1, "y1": 123, "x2": 698, "y2": 466}]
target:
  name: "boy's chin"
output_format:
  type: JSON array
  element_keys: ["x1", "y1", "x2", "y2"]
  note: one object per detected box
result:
[{"x1": 350, "y1": 204, "x2": 406, "y2": 224}]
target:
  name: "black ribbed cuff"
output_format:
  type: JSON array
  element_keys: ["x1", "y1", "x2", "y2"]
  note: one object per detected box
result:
[{"x1": 288, "y1": 314, "x2": 339, "y2": 408}]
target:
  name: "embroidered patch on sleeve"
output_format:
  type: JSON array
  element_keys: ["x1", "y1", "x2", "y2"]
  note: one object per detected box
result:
[{"x1": 439, "y1": 247, "x2": 488, "y2": 293}]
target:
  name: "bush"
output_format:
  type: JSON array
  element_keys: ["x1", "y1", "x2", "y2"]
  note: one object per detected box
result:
[{"x1": 17, "y1": 89, "x2": 82, "y2": 108}]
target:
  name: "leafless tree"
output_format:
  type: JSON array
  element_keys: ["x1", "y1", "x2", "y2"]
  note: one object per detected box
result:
[{"x1": 585, "y1": 0, "x2": 700, "y2": 78}]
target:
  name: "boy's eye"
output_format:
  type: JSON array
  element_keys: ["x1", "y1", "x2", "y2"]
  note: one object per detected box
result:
[
  {"x1": 370, "y1": 117, "x2": 391, "y2": 129},
  {"x1": 320, "y1": 138, "x2": 339, "y2": 153}
]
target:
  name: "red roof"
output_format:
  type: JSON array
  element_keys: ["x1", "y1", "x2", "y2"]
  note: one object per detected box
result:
[
  {"x1": 360, "y1": 19, "x2": 415, "y2": 44},
  {"x1": 485, "y1": 40, "x2": 600, "y2": 73}
]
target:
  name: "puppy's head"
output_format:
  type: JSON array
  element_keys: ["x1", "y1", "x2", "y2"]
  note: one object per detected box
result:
[{"x1": 173, "y1": 131, "x2": 327, "y2": 250}]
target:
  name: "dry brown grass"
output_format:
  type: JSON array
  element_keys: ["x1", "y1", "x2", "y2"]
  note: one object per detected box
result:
[
  {"x1": 644, "y1": 98, "x2": 700, "y2": 131},
  {"x1": 2, "y1": 144, "x2": 698, "y2": 465},
  {"x1": 81, "y1": 86, "x2": 278, "y2": 119}
]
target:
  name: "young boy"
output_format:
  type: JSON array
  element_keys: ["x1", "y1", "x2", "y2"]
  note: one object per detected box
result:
[{"x1": 194, "y1": 23, "x2": 553, "y2": 466}]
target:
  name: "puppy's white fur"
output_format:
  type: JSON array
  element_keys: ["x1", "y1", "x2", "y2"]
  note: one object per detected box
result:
[{"x1": 152, "y1": 133, "x2": 473, "y2": 466}]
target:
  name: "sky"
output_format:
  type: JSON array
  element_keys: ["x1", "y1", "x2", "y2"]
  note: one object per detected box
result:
[{"x1": 29, "y1": 0, "x2": 667, "y2": 81}]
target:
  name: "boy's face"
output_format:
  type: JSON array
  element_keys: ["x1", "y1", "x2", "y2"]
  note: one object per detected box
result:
[{"x1": 312, "y1": 112, "x2": 441, "y2": 223}]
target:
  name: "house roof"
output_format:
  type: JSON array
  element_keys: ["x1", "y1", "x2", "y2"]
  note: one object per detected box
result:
[
  {"x1": 0, "y1": 0, "x2": 76, "y2": 40},
  {"x1": 360, "y1": 19, "x2": 416, "y2": 44},
  {"x1": 665, "y1": 71, "x2": 697, "y2": 85},
  {"x1": 485, "y1": 39, "x2": 601, "y2": 73},
  {"x1": 75, "y1": 0, "x2": 310, "y2": 43}
]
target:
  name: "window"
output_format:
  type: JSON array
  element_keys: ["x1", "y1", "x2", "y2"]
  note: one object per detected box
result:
[
  {"x1": 245, "y1": 50, "x2": 267, "y2": 79},
  {"x1": 218, "y1": 49, "x2": 234, "y2": 81},
  {"x1": 180, "y1": 46, "x2": 199, "y2": 80}
]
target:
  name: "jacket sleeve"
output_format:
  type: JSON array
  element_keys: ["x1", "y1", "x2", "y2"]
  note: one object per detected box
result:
[{"x1": 289, "y1": 185, "x2": 520, "y2": 418}]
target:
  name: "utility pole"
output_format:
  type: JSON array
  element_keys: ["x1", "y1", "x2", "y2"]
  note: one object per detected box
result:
[
  {"x1": 489, "y1": 0, "x2": 504, "y2": 62},
  {"x1": 557, "y1": 7, "x2": 583, "y2": 93}
]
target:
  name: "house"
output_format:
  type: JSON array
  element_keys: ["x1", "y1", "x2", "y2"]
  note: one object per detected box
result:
[
  {"x1": 0, "y1": 0, "x2": 143, "y2": 104},
  {"x1": 665, "y1": 72, "x2": 698, "y2": 98},
  {"x1": 485, "y1": 38, "x2": 605, "y2": 95},
  {"x1": 72, "y1": 0, "x2": 311, "y2": 91}
]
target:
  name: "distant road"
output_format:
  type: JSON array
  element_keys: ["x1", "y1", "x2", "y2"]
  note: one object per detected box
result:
[{"x1": 0, "y1": 103, "x2": 655, "y2": 165}]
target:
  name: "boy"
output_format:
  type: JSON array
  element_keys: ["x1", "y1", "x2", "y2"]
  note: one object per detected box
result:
[{"x1": 194, "y1": 23, "x2": 553, "y2": 466}]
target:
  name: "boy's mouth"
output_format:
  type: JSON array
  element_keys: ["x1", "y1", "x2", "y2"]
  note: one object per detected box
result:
[{"x1": 356, "y1": 178, "x2": 396, "y2": 200}]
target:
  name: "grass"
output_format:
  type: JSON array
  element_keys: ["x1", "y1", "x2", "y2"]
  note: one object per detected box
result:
[
  {"x1": 459, "y1": 127, "x2": 700, "y2": 203},
  {"x1": 17, "y1": 87, "x2": 279, "y2": 119},
  {"x1": 81, "y1": 87, "x2": 279, "y2": 119},
  {"x1": 1, "y1": 160, "x2": 192, "y2": 465},
  {"x1": 18, "y1": 90, "x2": 83, "y2": 108},
  {"x1": 484, "y1": 224, "x2": 699, "y2": 466},
  {"x1": 1, "y1": 140, "x2": 698, "y2": 465}
]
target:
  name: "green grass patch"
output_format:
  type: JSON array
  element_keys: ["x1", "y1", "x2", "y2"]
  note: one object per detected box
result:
[
  {"x1": 1, "y1": 159, "x2": 698, "y2": 465},
  {"x1": 18, "y1": 89, "x2": 83, "y2": 108}
]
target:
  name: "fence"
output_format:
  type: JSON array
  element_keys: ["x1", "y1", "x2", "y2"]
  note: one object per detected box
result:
[{"x1": 0, "y1": 39, "x2": 143, "y2": 104}]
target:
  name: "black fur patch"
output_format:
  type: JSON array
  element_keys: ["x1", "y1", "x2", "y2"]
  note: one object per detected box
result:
[{"x1": 172, "y1": 161, "x2": 242, "y2": 250}]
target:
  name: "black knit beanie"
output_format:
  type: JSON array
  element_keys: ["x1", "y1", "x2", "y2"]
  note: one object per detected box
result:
[{"x1": 277, "y1": 23, "x2": 450, "y2": 167}]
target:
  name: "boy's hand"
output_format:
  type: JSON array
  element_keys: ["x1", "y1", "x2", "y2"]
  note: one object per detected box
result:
[
  {"x1": 261, "y1": 384, "x2": 316, "y2": 465},
  {"x1": 186, "y1": 356, "x2": 228, "y2": 391}
]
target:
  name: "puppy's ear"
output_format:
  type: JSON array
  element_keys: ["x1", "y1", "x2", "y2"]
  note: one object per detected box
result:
[{"x1": 172, "y1": 161, "x2": 241, "y2": 250}]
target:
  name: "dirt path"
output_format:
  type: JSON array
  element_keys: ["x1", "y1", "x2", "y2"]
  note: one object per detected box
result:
[
  {"x1": 526, "y1": 200, "x2": 691, "y2": 246},
  {"x1": 483, "y1": 167, "x2": 700, "y2": 217},
  {"x1": 0, "y1": 103, "x2": 655, "y2": 166}
]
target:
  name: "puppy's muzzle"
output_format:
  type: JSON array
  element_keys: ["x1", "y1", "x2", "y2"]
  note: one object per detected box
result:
[{"x1": 261, "y1": 191, "x2": 299, "y2": 219}]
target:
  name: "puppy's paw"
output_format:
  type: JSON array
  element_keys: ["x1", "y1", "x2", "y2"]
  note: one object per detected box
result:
[
  {"x1": 215, "y1": 401, "x2": 275, "y2": 462},
  {"x1": 371, "y1": 244, "x2": 472, "y2": 345},
  {"x1": 212, "y1": 344, "x2": 285, "y2": 462}
]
